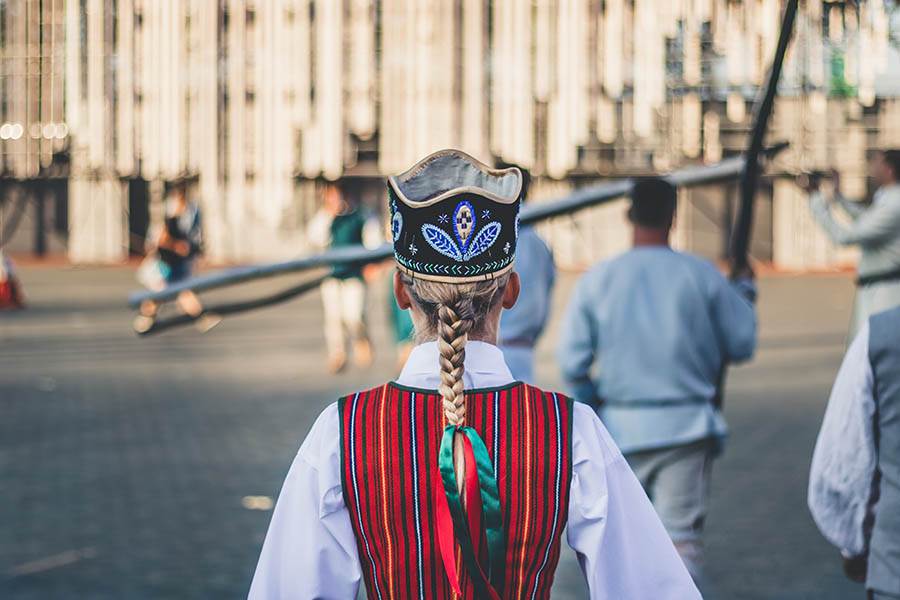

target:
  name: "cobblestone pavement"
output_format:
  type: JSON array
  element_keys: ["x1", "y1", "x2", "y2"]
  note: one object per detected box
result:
[{"x1": 1, "y1": 266, "x2": 864, "y2": 599}]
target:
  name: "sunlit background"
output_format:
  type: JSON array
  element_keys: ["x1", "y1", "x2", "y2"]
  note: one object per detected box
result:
[
  {"x1": 0, "y1": 0, "x2": 898, "y2": 266},
  {"x1": 3, "y1": 1, "x2": 900, "y2": 599}
]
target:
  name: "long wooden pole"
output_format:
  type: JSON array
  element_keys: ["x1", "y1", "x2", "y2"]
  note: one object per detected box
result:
[
  {"x1": 129, "y1": 144, "x2": 788, "y2": 310},
  {"x1": 729, "y1": 0, "x2": 799, "y2": 277},
  {"x1": 715, "y1": 0, "x2": 798, "y2": 410}
]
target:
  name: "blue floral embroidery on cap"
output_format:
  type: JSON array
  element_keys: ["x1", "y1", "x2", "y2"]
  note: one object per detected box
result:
[
  {"x1": 421, "y1": 220, "x2": 502, "y2": 263},
  {"x1": 391, "y1": 211, "x2": 403, "y2": 242},
  {"x1": 453, "y1": 201, "x2": 476, "y2": 252},
  {"x1": 465, "y1": 222, "x2": 502, "y2": 260},
  {"x1": 421, "y1": 224, "x2": 463, "y2": 261}
]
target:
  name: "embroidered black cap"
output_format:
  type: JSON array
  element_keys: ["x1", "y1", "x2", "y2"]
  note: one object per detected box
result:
[{"x1": 387, "y1": 149, "x2": 523, "y2": 283}]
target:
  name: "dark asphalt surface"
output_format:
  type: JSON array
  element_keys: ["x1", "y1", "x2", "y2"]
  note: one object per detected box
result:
[{"x1": 0, "y1": 266, "x2": 865, "y2": 599}]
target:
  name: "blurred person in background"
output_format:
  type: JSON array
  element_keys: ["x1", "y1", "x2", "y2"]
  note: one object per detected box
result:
[
  {"x1": 133, "y1": 185, "x2": 219, "y2": 333},
  {"x1": 557, "y1": 176, "x2": 757, "y2": 591},
  {"x1": 387, "y1": 269, "x2": 415, "y2": 371},
  {"x1": 809, "y1": 304, "x2": 900, "y2": 600},
  {"x1": 0, "y1": 249, "x2": 25, "y2": 309},
  {"x1": 306, "y1": 182, "x2": 382, "y2": 373},
  {"x1": 803, "y1": 149, "x2": 900, "y2": 335},
  {"x1": 496, "y1": 164, "x2": 555, "y2": 383}
]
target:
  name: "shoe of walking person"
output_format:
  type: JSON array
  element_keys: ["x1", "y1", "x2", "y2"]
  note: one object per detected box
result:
[
  {"x1": 133, "y1": 314, "x2": 156, "y2": 334},
  {"x1": 327, "y1": 352, "x2": 348, "y2": 374},
  {"x1": 195, "y1": 312, "x2": 222, "y2": 333},
  {"x1": 353, "y1": 339, "x2": 373, "y2": 369}
]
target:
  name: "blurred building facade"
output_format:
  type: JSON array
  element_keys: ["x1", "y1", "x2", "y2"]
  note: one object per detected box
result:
[{"x1": 1, "y1": 0, "x2": 899, "y2": 267}]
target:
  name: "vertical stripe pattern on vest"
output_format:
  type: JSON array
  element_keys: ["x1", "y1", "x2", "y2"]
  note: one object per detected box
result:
[{"x1": 339, "y1": 382, "x2": 573, "y2": 599}]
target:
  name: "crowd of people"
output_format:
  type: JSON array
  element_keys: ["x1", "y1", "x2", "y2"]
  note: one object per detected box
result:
[
  {"x1": 247, "y1": 148, "x2": 900, "y2": 599},
  {"x1": 131, "y1": 146, "x2": 900, "y2": 598}
]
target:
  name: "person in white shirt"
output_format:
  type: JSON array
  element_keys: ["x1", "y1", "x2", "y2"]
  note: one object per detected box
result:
[
  {"x1": 249, "y1": 150, "x2": 700, "y2": 599},
  {"x1": 804, "y1": 149, "x2": 900, "y2": 335},
  {"x1": 809, "y1": 304, "x2": 900, "y2": 600},
  {"x1": 306, "y1": 183, "x2": 383, "y2": 373},
  {"x1": 558, "y1": 177, "x2": 757, "y2": 591}
]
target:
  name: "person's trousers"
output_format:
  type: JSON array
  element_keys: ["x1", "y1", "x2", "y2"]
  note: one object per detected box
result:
[
  {"x1": 625, "y1": 439, "x2": 715, "y2": 587},
  {"x1": 320, "y1": 277, "x2": 367, "y2": 358},
  {"x1": 869, "y1": 591, "x2": 900, "y2": 599}
]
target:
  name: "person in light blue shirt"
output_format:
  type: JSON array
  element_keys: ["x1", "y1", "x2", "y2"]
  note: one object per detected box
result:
[
  {"x1": 500, "y1": 225, "x2": 555, "y2": 382},
  {"x1": 557, "y1": 176, "x2": 757, "y2": 589}
]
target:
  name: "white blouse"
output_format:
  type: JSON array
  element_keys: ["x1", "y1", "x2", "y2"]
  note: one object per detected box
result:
[
  {"x1": 249, "y1": 342, "x2": 700, "y2": 599},
  {"x1": 808, "y1": 323, "x2": 878, "y2": 557}
]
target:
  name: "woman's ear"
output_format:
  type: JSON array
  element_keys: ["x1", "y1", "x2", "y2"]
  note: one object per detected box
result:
[
  {"x1": 501, "y1": 271, "x2": 520, "y2": 309},
  {"x1": 394, "y1": 270, "x2": 413, "y2": 309}
]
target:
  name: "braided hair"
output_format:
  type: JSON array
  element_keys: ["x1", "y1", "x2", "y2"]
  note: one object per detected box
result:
[{"x1": 399, "y1": 272, "x2": 510, "y2": 494}]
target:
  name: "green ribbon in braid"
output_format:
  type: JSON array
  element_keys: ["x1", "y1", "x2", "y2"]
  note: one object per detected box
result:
[{"x1": 438, "y1": 424, "x2": 506, "y2": 592}]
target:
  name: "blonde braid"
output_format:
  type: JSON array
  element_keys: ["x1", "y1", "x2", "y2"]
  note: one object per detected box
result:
[
  {"x1": 437, "y1": 303, "x2": 474, "y2": 494},
  {"x1": 399, "y1": 272, "x2": 510, "y2": 496},
  {"x1": 437, "y1": 304, "x2": 472, "y2": 427}
]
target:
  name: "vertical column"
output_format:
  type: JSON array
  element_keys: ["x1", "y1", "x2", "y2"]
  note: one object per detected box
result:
[
  {"x1": 139, "y1": 0, "x2": 158, "y2": 177},
  {"x1": 117, "y1": 0, "x2": 135, "y2": 174},
  {"x1": 317, "y1": 0, "x2": 343, "y2": 180},
  {"x1": 198, "y1": 0, "x2": 223, "y2": 258},
  {"x1": 461, "y1": 0, "x2": 486, "y2": 160},
  {"x1": 291, "y1": 0, "x2": 311, "y2": 128},
  {"x1": 378, "y1": 0, "x2": 402, "y2": 173},
  {"x1": 227, "y1": 0, "x2": 247, "y2": 256},
  {"x1": 490, "y1": 0, "x2": 508, "y2": 158},
  {"x1": 86, "y1": 0, "x2": 104, "y2": 169},
  {"x1": 348, "y1": 0, "x2": 375, "y2": 140},
  {"x1": 510, "y1": 0, "x2": 533, "y2": 167}
]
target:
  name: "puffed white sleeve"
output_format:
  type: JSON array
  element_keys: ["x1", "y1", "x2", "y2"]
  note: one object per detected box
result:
[
  {"x1": 566, "y1": 404, "x2": 701, "y2": 599},
  {"x1": 248, "y1": 403, "x2": 362, "y2": 599},
  {"x1": 808, "y1": 323, "x2": 877, "y2": 557}
]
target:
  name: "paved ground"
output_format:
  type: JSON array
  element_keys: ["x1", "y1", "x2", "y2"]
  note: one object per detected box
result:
[{"x1": 0, "y1": 265, "x2": 866, "y2": 599}]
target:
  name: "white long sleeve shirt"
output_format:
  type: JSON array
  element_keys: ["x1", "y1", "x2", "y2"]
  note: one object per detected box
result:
[
  {"x1": 808, "y1": 323, "x2": 878, "y2": 557},
  {"x1": 809, "y1": 185, "x2": 900, "y2": 278},
  {"x1": 558, "y1": 247, "x2": 757, "y2": 453},
  {"x1": 249, "y1": 341, "x2": 700, "y2": 599}
]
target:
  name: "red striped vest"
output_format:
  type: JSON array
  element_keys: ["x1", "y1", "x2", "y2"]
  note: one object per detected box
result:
[{"x1": 339, "y1": 382, "x2": 573, "y2": 599}]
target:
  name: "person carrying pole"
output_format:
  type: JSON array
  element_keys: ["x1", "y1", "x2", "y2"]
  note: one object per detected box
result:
[
  {"x1": 557, "y1": 177, "x2": 757, "y2": 591},
  {"x1": 802, "y1": 150, "x2": 900, "y2": 335}
]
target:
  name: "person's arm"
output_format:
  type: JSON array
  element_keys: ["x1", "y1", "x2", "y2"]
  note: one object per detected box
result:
[
  {"x1": 826, "y1": 169, "x2": 867, "y2": 220},
  {"x1": 809, "y1": 190, "x2": 899, "y2": 247},
  {"x1": 833, "y1": 192, "x2": 867, "y2": 220},
  {"x1": 566, "y1": 405, "x2": 701, "y2": 599},
  {"x1": 188, "y1": 205, "x2": 203, "y2": 255},
  {"x1": 709, "y1": 267, "x2": 758, "y2": 363},
  {"x1": 306, "y1": 210, "x2": 334, "y2": 251},
  {"x1": 808, "y1": 323, "x2": 877, "y2": 562},
  {"x1": 248, "y1": 404, "x2": 361, "y2": 599},
  {"x1": 557, "y1": 276, "x2": 600, "y2": 406}
]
